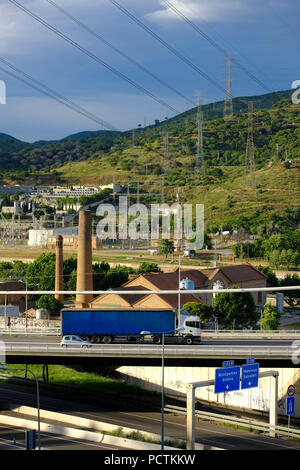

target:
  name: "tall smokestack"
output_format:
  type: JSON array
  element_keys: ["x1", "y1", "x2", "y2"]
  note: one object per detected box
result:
[
  {"x1": 55, "y1": 235, "x2": 64, "y2": 305},
  {"x1": 76, "y1": 209, "x2": 93, "y2": 307}
]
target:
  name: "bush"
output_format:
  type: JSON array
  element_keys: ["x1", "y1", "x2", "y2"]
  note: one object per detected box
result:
[
  {"x1": 36, "y1": 295, "x2": 63, "y2": 314},
  {"x1": 260, "y1": 304, "x2": 281, "y2": 330}
]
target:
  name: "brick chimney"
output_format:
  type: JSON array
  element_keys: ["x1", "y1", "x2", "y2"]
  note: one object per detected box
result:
[
  {"x1": 75, "y1": 209, "x2": 93, "y2": 307},
  {"x1": 55, "y1": 235, "x2": 64, "y2": 304}
]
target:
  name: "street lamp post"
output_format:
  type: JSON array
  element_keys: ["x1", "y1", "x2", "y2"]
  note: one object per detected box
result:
[
  {"x1": 0, "y1": 366, "x2": 40, "y2": 450},
  {"x1": 161, "y1": 332, "x2": 165, "y2": 451},
  {"x1": 178, "y1": 254, "x2": 181, "y2": 330}
]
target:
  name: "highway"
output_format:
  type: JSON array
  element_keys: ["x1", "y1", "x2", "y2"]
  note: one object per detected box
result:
[
  {"x1": 0, "y1": 382, "x2": 300, "y2": 450},
  {"x1": 0, "y1": 423, "x2": 125, "y2": 450}
]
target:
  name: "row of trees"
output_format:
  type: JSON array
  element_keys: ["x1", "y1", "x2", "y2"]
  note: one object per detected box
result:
[
  {"x1": 183, "y1": 294, "x2": 281, "y2": 331},
  {"x1": 0, "y1": 255, "x2": 166, "y2": 313}
]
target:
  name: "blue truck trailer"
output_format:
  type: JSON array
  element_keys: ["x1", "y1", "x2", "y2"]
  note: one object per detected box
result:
[{"x1": 61, "y1": 308, "x2": 201, "y2": 344}]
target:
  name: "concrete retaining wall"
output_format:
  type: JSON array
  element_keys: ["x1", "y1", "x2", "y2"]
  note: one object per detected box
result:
[
  {"x1": 117, "y1": 366, "x2": 300, "y2": 418},
  {"x1": 2, "y1": 405, "x2": 223, "y2": 451},
  {"x1": 0, "y1": 413, "x2": 175, "y2": 450}
]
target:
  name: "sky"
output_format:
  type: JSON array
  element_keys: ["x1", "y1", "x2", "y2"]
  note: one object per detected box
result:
[{"x1": 0, "y1": 0, "x2": 298, "y2": 142}]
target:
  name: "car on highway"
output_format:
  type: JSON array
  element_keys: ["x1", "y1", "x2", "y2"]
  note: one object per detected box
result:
[{"x1": 60, "y1": 335, "x2": 92, "y2": 348}]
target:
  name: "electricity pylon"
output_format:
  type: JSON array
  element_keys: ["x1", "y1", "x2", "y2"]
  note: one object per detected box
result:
[
  {"x1": 224, "y1": 55, "x2": 233, "y2": 119},
  {"x1": 244, "y1": 101, "x2": 257, "y2": 197},
  {"x1": 196, "y1": 93, "x2": 205, "y2": 177}
]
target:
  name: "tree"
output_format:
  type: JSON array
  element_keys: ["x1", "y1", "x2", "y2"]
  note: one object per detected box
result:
[
  {"x1": 136, "y1": 262, "x2": 162, "y2": 274},
  {"x1": 256, "y1": 265, "x2": 278, "y2": 288},
  {"x1": 280, "y1": 249, "x2": 298, "y2": 269},
  {"x1": 26, "y1": 253, "x2": 56, "y2": 290},
  {"x1": 279, "y1": 274, "x2": 300, "y2": 306},
  {"x1": 260, "y1": 303, "x2": 281, "y2": 330},
  {"x1": 232, "y1": 243, "x2": 241, "y2": 258},
  {"x1": 182, "y1": 302, "x2": 213, "y2": 327},
  {"x1": 36, "y1": 295, "x2": 63, "y2": 314},
  {"x1": 157, "y1": 239, "x2": 175, "y2": 259},
  {"x1": 269, "y1": 250, "x2": 281, "y2": 269},
  {"x1": 204, "y1": 233, "x2": 213, "y2": 250},
  {"x1": 212, "y1": 287, "x2": 258, "y2": 329}
]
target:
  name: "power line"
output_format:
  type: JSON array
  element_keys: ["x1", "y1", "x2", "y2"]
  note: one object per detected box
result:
[
  {"x1": 43, "y1": 0, "x2": 196, "y2": 108},
  {"x1": 107, "y1": 0, "x2": 225, "y2": 94},
  {"x1": 7, "y1": 0, "x2": 179, "y2": 116},
  {"x1": 162, "y1": 0, "x2": 273, "y2": 93},
  {"x1": 0, "y1": 58, "x2": 117, "y2": 130}
]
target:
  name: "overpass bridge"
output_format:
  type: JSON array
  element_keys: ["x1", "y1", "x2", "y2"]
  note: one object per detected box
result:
[{"x1": 3, "y1": 341, "x2": 297, "y2": 367}]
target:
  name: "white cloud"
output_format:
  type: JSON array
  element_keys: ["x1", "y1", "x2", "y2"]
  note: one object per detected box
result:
[
  {"x1": 0, "y1": 0, "x2": 112, "y2": 55},
  {"x1": 145, "y1": 0, "x2": 254, "y2": 23}
]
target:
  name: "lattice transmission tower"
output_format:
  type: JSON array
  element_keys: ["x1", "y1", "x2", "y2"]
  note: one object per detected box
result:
[
  {"x1": 196, "y1": 93, "x2": 205, "y2": 177},
  {"x1": 163, "y1": 132, "x2": 170, "y2": 172},
  {"x1": 244, "y1": 101, "x2": 256, "y2": 196},
  {"x1": 223, "y1": 55, "x2": 233, "y2": 119}
]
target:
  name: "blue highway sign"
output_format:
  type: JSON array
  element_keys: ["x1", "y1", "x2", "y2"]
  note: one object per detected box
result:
[
  {"x1": 247, "y1": 358, "x2": 256, "y2": 365},
  {"x1": 286, "y1": 396, "x2": 295, "y2": 415},
  {"x1": 215, "y1": 366, "x2": 240, "y2": 394},
  {"x1": 222, "y1": 360, "x2": 234, "y2": 368},
  {"x1": 241, "y1": 363, "x2": 259, "y2": 390}
]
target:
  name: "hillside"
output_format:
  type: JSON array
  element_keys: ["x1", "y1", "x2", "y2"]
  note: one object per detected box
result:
[{"x1": 0, "y1": 89, "x2": 299, "y2": 230}]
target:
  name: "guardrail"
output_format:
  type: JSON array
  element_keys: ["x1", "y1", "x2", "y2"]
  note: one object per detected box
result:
[
  {"x1": 1, "y1": 327, "x2": 300, "y2": 339},
  {"x1": 165, "y1": 405, "x2": 300, "y2": 440},
  {"x1": 202, "y1": 330, "x2": 300, "y2": 339},
  {"x1": 0, "y1": 328, "x2": 60, "y2": 336},
  {"x1": 2, "y1": 342, "x2": 296, "y2": 358}
]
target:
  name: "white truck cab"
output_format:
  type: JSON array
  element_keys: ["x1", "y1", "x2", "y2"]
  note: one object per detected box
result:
[
  {"x1": 150, "y1": 314, "x2": 201, "y2": 345},
  {"x1": 179, "y1": 315, "x2": 201, "y2": 339}
]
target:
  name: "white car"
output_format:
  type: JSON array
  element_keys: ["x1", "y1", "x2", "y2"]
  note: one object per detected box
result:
[{"x1": 60, "y1": 335, "x2": 92, "y2": 348}]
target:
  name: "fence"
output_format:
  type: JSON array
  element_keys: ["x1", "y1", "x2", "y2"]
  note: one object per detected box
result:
[{"x1": 165, "y1": 404, "x2": 300, "y2": 440}]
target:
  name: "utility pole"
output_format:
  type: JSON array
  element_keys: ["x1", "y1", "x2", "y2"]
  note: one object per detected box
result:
[{"x1": 224, "y1": 55, "x2": 233, "y2": 119}]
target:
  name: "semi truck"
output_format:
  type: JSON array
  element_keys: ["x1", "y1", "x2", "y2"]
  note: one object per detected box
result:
[{"x1": 61, "y1": 308, "x2": 201, "y2": 345}]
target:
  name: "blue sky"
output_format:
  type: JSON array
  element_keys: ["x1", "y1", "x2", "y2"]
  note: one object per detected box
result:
[{"x1": 0, "y1": 0, "x2": 298, "y2": 142}]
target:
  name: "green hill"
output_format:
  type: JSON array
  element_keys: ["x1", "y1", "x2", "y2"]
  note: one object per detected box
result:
[{"x1": 0, "y1": 88, "x2": 299, "y2": 231}]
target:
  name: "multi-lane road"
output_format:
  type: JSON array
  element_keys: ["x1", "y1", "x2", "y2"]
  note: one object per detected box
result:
[
  {"x1": 0, "y1": 335, "x2": 299, "y2": 450},
  {"x1": 0, "y1": 381, "x2": 300, "y2": 451}
]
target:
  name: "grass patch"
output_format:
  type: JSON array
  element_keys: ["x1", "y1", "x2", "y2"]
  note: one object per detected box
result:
[
  {"x1": 0, "y1": 364, "x2": 156, "y2": 397},
  {"x1": 105, "y1": 426, "x2": 185, "y2": 449}
]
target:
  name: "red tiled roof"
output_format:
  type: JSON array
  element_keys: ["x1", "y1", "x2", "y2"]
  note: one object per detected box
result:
[
  {"x1": 123, "y1": 263, "x2": 266, "y2": 291},
  {"x1": 134, "y1": 292, "x2": 201, "y2": 309},
  {"x1": 91, "y1": 285, "x2": 149, "y2": 306},
  {"x1": 0, "y1": 281, "x2": 26, "y2": 291},
  {"x1": 127, "y1": 270, "x2": 208, "y2": 290}
]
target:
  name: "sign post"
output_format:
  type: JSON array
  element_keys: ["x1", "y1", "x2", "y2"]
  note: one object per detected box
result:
[{"x1": 286, "y1": 385, "x2": 295, "y2": 436}]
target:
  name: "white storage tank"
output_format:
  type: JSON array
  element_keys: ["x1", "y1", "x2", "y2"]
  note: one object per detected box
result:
[
  {"x1": 180, "y1": 278, "x2": 195, "y2": 290},
  {"x1": 36, "y1": 309, "x2": 46, "y2": 320}
]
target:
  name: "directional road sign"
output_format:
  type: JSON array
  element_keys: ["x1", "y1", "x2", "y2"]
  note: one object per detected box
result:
[
  {"x1": 241, "y1": 363, "x2": 259, "y2": 390},
  {"x1": 214, "y1": 366, "x2": 240, "y2": 394},
  {"x1": 286, "y1": 396, "x2": 295, "y2": 415}
]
